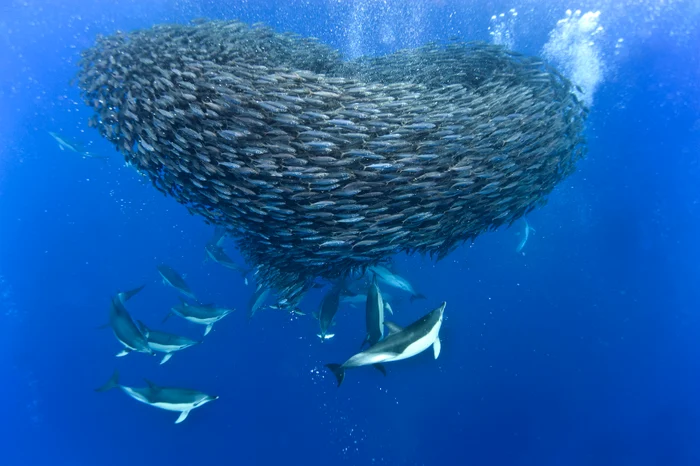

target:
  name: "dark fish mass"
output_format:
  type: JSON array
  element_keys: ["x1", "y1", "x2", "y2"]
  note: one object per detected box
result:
[{"x1": 76, "y1": 19, "x2": 587, "y2": 306}]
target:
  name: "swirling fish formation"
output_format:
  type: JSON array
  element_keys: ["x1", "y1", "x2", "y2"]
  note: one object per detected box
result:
[{"x1": 76, "y1": 19, "x2": 587, "y2": 305}]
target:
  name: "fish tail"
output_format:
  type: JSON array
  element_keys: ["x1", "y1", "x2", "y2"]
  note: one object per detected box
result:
[
  {"x1": 95, "y1": 370, "x2": 120, "y2": 392},
  {"x1": 324, "y1": 363, "x2": 345, "y2": 387},
  {"x1": 409, "y1": 293, "x2": 426, "y2": 303}
]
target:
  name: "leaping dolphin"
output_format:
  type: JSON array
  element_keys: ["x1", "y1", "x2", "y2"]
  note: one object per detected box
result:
[
  {"x1": 325, "y1": 302, "x2": 445, "y2": 387},
  {"x1": 95, "y1": 370, "x2": 218, "y2": 424}
]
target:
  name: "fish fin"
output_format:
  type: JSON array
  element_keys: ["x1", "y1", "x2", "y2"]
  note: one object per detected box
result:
[
  {"x1": 96, "y1": 323, "x2": 110, "y2": 330},
  {"x1": 325, "y1": 363, "x2": 345, "y2": 387},
  {"x1": 204, "y1": 323, "x2": 214, "y2": 336},
  {"x1": 373, "y1": 363, "x2": 387, "y2": 376},
  {"x1": 95, "y1": 370, "x2": 120, "y2": 392},
  {"x1": 409, "y1": 293, "x2": 426, "y2": 303},
  {"x1": 384, "y1": 321, "x2": 403, "y2": 335},
  {"x1": 433, "y1": 337, "x2": 441, "y2": 359},
  {"x1": 118, "y1": 284, "x2": 145, "y2": 302},
  {"x1": 116, "y1": 349, "x2": 131, "y2": 357},
  {"x1": 162, "y1": 312, "x2": 172, "y2": 324},
  {"x1": 160, "y1": 353, "x2": 173, "y2": 365},
  {"x1": 175, "y1": 410, "x2": 190, "y2": 424}
]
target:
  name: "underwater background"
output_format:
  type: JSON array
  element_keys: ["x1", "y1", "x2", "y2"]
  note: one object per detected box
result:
[{"x1": 1, "y1": 0, "x2": 699, "y2": 465}]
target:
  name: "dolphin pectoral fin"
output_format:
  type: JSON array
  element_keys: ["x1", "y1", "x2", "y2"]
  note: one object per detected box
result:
[
  {"x1": 204, "y1": 324, "x2": 214, "y2": 336},
  {"x1": 433, "y1": 337, "x2": 441, "y2": 359},
  {"x1": 325, "y1": 363, "x2": 345, "y2": 387},
  {"x1": 175, "y1": 410, "x2": 190, "y2": 424},
  {"x1": 160, "y1": 353, "x2": 173, "y2": 365},
  {"x1": 372, "y1": 364, "x2": 387, "y2": 376},
  {"x1": 384, "y1": 302, "x2": 394, "y2": 315},
  {"x1": 384, "y1": 321, "x2": 403, "y2": 336},
  {"x1": 116, "y1": 349, "x2": 131, "y2": 357},
  {"x1": 95, "y1": 370, "x2": 120, "y2": 392}
]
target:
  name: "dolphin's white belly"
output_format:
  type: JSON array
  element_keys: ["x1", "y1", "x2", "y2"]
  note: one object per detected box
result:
[
  {"x1": 386, "y1": 322, "x2": 441, "y2": 362},
  {"x1": 148, "y1": 342, "x2": 180, "y2": 353},
  {"x1": 151, "y1": 401, "x2": 195, "y2": 412}
]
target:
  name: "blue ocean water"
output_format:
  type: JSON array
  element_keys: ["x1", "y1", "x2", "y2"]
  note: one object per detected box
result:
[{"x1": 1, "y1": 1, "x2": 699, "y2": 465}]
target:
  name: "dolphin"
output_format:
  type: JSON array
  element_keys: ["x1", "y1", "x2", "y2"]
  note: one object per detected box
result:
[
  {"x1": 166, "y1": 299, "x2": 235, "y2": 336},
  {"x1": 362, "y1": 275, "x2": 385, "y2": 348},
  {"x1": 95, "y1": 370, "x2": 218, "y2": 424},
  {"x1": 205, "y1": 242, "x2": 250, "y2": 281},
  {"x1": 157, "y1": 264, "x2": 197, "y2": 301},
  {"x1": 316, "y1": 280, "x2": 344, "y2": 340},
  {"x1": 247, "y1": 285, "x2": 270, "y2": 321},
  {"x1": 48, "y1": 131, "x2": 109, "y2": 160},
  {"x1": 368, "y1": 265, "x2": 425, "y2": 303},
  {"x1": 143, "y1": 325, "x2": 201, "y2": 365},
  {"x1": 516, "y1": 219, "x2": 536, "y2": 253},
  {"x1": 325, "y1": 302, "x2": 446, "y2": 387},
  {"x1": 104, "y1": 285, "x2": 155, "y2": 357}
]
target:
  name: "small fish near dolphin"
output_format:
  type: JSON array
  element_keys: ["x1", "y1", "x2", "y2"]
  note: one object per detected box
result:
[
  {"x1": 166, "y1": 298, "x2": 235, "y2": 336},
  {"x1": 325, "y1": 302, "x2": 446, "y2": 387},
  {"x1": 157, "y1": 264, "x2": 197, "y2": 301},
  {"x1": 96, "y1": 370, "x2": 218, "y2": 424},
  {"x1": 100, "y1": 285, "x2": 155, "y2": 358}
]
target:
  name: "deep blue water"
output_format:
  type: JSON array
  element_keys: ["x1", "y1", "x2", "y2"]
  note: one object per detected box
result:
[{"x1": 1, "y1": 1, "x2": 699, "y2": 465}]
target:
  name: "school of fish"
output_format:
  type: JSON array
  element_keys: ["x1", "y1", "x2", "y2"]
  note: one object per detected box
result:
[{"x1": 75, "y1": 19, "x2": 587, "y2": 306}]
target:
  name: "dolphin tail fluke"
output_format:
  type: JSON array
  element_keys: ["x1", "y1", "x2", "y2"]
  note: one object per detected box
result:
[
  {"x1": 95, "y1": 370, "x2": 120, "y2": 392},
  {"x1": 120, "y1": 284, "x2": 145, "y2": 302},
  {"x1": 409, "y1": 293, "x2": 426, "y2": 303},
  {"x1": 372, "y1": 363, "x2": 387, "y2": 376},
  {"x1": 325, "y1": 363, "x2": 345, "y2": 387}
]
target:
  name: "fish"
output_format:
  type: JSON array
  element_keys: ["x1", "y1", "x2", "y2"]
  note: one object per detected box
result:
[
  {"x1": 143, "y1": 325, "x2": 201, "y2": 365},
  {"x1": 516, "y1": 218, "x2": 536, "y2": 253},
  {"x1": 95, "y1": 370, "x2": 218, "y2": 424},
  {"x1": 362, "y1": 274, "x2": 385, "y2": 348},
  {"x1": 368, "y1": 266, "x2": 425, "y2": 303},
  {"x1": 157, "y1": 264, "x2": 196, "y2": 301},
  {"x1": 325, "y1": 301, "x2": 446, "y2": 387},
  {"x1": 166, "y1": 299, "x2": 235, "y2": 336},
  {"x1": 102, "y1": 285, "x2": 155, "y2": 357},
  {"x1": 48, "y1": 131, "x2": 109, "y2": 160}
]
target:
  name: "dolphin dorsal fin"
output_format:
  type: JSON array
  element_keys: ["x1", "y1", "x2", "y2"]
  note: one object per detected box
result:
[
  {"x1": 144, "y1": 379, "x2": 160, "y2": 391},
  {"x1": 136, "y1": 320, "x2": 150, "y2": 338},
  {"x1": 384, "y1": 321, "x2": 403, "y2": 335}
]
